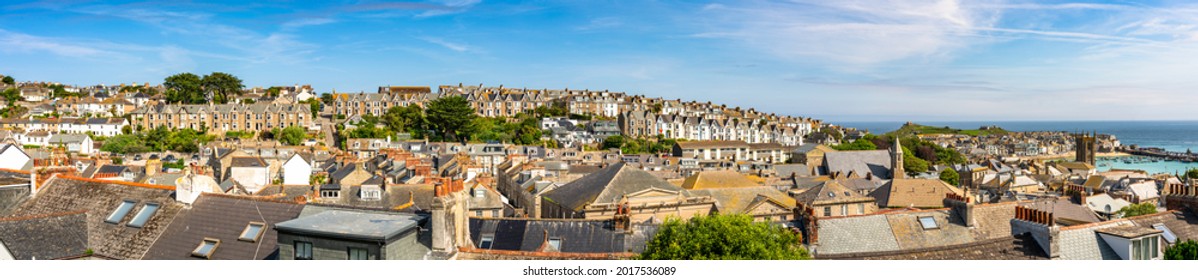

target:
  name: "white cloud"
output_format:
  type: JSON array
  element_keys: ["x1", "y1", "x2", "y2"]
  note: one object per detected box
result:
[
  {"x1": 420, "y1": 37, "x2": 472, "y2": 52},
  {"x1": 0, "y1": 29, "x2": 111, "y2": 58}
]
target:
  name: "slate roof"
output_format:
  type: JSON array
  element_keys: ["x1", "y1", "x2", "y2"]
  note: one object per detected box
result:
[
  {"x1": 773, "y1": 164, "x2": 809, "y2": 178},
  {"x1": 143, "y1": 194, "x2": 305, "y2": 260},
  {"x1": 675, "y1": 140, "x2": 749, "y2": 150},
  {"x1": 818, "y1": 234, "x2": 1047, "y2": 260},
  {"x1": 0, "y1": 211, "x2": 89, "y2": 260},
  {"x1": 275, "y1": 210, "x2": 425, "y2": 242},
  {"x1": 1057, "y1": 220, "x2": 1135, "y2": 260},
  {"x1": 823, "y1": 150, "x2": 892, "y2": 179},
  {"x1": 871, "y1": 179, "x2": 964, "y2": 208},
  {"x1": 814, "y1": 214, "x2": 900, "y2": 255},
  {"x1": 680, "y1": 170, "x2": 760, "y2": 189},
  {"x1": 543, "y1": 163, "x2": 689, "y2": 211},
  {"x1": 468, "y1": 218, "x2": 658, "y2": 253},
  {"x1": 230, "y1": 156, "x2": 268, "y2": 168},
  {"x1": 324, "y1": 184, "x2": 436, "y2": 212},
  {"x1": 1023, "y1": 198, "x2": 1101, "y2": 225},
  {"x1": 6, "y1": 176, "x2": 182, "y2": 260},
  {"x1": 793, "y1": 180, "x2": 875, "y2": 207}
]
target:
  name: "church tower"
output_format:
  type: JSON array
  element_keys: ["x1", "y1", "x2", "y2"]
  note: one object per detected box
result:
[
  {"x1": 1074, "y1": 132, "x2": 1097, "y2": 165},
  {"x1": 892, "y1": 138, "x2": 905, "y2": 179}
]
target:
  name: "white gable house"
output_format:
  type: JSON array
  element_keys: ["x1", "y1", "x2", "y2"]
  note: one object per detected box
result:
[{"x1": 282, "y1": 153, "x2": 312, "y2": 186}]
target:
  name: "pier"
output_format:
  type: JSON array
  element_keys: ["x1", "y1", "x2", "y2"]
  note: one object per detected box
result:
[{"x1": 1118, "y1": 146, "x2": 1198, "y2": 163}]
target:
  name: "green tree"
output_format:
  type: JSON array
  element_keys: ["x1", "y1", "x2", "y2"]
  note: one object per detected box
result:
[
  {"x1": 277, "y1": 126, "x2": 307, "y2": 146},
  {"x1": 1186, "y1": 168, "x2": 1198, "y2": 180},
  {"x1": 903, "y1": 146, "x2": 930, "y2": 174},
  {"x1": 383, "y1": 104, "x2": 425, "y2": 134},
  {"x1": 940, "y1": 167, "x2": 960, "y2": 186},
  {"x1": 320, "y1": 93, "x2": 334, "y2": 105},
  {"x1": 1118, "y1": 203, "x2": 1158, "y2": 218},
  {"x1": 832, "y1": 138, "x2": 877, "y2": 151},
  {"x1": 163, "y1": 73, "x2": 205, "y2": 104},
  {"x1": 1, "y1": 75, "x2": 13, "y2": 85},
  {"x1": 602, "y1": 135, "x2": 625, "y2": 150},
  {"x1": 639, "y1": 214, "x2": 811, "y2": 260},
  {"x1": 100, "y1": 134, "x2": 150, "y2": 154},
  {"x1": 1166, "y1": 240, "x2": 1198, "y2": 260},
  {"x1": 425, "y1": 96, "x2": 476, "y2": 142},
  {"x1": 266, "y1": 86, "x2": 282, "y2": 98},
  {"x1": 201, "y1": 72, "x2": 244, "y2": 104},
  {"x1": 308, "y1": 99, "x2": 321, "y2": 118}
]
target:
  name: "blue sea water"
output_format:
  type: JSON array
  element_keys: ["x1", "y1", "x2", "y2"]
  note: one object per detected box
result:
[{"x1": 838, "y1": 121, "x2": 1198, "y2": 174}]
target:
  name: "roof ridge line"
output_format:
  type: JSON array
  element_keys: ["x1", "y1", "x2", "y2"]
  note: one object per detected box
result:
[
  {"x1": 53, "y1": 174, "x2": 175, "y2": 191},
  {"x1": 0, "y1": 209, "x2": 88, "y2": 222}
]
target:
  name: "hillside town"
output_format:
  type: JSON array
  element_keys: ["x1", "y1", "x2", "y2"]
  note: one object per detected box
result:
[{"x1": 0, "y1": 73, "x2": 1196, "y2": 261}]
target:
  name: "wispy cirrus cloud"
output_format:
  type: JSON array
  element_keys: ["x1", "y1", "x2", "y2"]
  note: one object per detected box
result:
[{"x1": 419, "y1": 36, "x2": 473, "y2": 52}]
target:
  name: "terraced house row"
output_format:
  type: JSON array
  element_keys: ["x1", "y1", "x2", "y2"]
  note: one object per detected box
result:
[
  {"x1": 620, "y1": 110, "x2": 814, "y2": 146},
  {"x1": 129, "y1": 103, "x2": 316, "y2": 134},
  {"x1": 332, "y1": 85, "x2": 634, "y2": 119}
]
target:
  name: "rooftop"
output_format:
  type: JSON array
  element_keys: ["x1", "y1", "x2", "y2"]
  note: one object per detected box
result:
[{"x1": 274, "y1": 210, "x2": 425, "y2": 242}]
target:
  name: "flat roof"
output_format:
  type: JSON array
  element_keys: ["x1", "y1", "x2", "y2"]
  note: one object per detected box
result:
[{"x1": 274, "y1": 210, "x2": 424, "y2": 242}]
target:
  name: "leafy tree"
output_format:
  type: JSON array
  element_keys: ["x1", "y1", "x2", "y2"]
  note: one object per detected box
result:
[
  {"x1": 425, "y1": 96, "x2": 476, "y2": 142},
  {"x1": 266, "y1": 86, "x2": 282, "y2": 98},
  {"x1": 100, "y1": 134, "x2": 150, "y2": 154},
  {"x1": 1, "y1": 75, "x2": 13, "y2": 85},
  {"x1": 1186, "y1": 168, "x2": 1198, "y2": 180},
  {"x1": 602, "y1": 135, "x2": 624, "y2": 150},
  {"x1": 308, "y1": 99, "x2": 321, "y2": 118},
  {"x1": 241, "y1": 98, "x2": 256, "y2": 104},
  {"x1": 832, "y1": 138, "x2": 877, "y2": 151},
  {"x1": 164, "y1": 73, "x2": 205, "y2": 104},
  {"x1": 383, "y1": 104, "x2": 425, "y2": 134},
  {"x1": 1118, "y1": 203, "x2": 1158, "y2": 218},
  {"x1": 1166, "y1": 240, "x2": 1198, "y2": 260},
  {"x1": 639, "y1": 214, "x2": 811, "y2": 260},
  {"x1": 903, "y1": 146, "x2": 929, "y2": 173},
  {"x1": 940, "y1": 167, "x2": 960, "y2": 186},
  {"x1": 201, "y1": 72, "x2": 244, "y2": 104},
  {"x1": 320, "y1": 93, "x2": 334, "y2": 105},
  {"x1": 276, "y1": 126, "x2": 307, "y2": 146}
]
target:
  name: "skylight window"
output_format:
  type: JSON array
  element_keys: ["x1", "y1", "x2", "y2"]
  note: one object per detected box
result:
[
  {"x1": 918, "y1": 216, "x2": 939, "y2": 230},
  {"x1": 105, "y1": 200, "x2": 136, "y2": 224},
  {"x1": 126, "y1": 203, "x2": 160, "y2": 228},
  {"x1": 548, "y1": 238, "x2": 562, "y2": 251},
  {"x1": 239, "y1": 222, "x2": 266, "y2": 242},
  {"x1": 1154, "y1": 224, "x2": 1178, "y2": 244},
  {"x1": 479, "y1": 235, "x2": 494, "y2": 249},
  {"x1": 192, "y1": 238, "x2": 220, "y2": 259}
]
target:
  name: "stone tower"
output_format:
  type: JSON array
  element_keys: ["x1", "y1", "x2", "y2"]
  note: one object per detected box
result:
[
  {"x1": 892, "y1": 137, "x2": 905, "y2": 179},
  {"x1": 1075, "y1": 132, "x2": 1097, "y2": 165}
]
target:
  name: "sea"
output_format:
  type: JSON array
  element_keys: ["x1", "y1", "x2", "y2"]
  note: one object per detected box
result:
[{"x1": 838, "y1": 121, "x2": 1198, "y2": 175}]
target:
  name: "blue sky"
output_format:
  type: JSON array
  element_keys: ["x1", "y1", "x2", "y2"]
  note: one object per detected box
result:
[{"x1": 2, "y1": 0, "x2": 1197, "y2": 122}]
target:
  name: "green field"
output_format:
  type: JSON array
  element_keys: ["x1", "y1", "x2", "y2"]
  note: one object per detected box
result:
[{"x1": 885, "y1": 123, "x2": 1009, "y2": 137}]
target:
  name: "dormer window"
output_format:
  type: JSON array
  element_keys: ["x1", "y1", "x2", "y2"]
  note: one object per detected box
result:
[
  {"x1": 474, "y1": 188, "x2": 486, "y2": 198},
  {"x1": 360, "y1": 186, "x2": 382, "y2": 200}
]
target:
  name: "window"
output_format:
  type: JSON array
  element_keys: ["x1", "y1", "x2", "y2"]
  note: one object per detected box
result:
[
  {"x1": 127, "y1": 203, "x2": 160, "y2": 228},
  {"x1": 823, "y1": 207, "x2": 831, "y2": 217},
  {"x1": 479, "y1": 235, "x2": 494, "y2": 249},
  {"x1": 475, "y1": 210, "x2": 483, "y2": 216},
  {"x1": 192, "y1": 238, "x2": 220, "y2": 259},
  {"x1": 295, "y1": 241, "x2": 313, "y2": 260},
  {"x1": 348, "y1": 247, "x2": 369, "y2": 260},
  {"x1": 105, "y1": 200, "x2": 137, "y2": 224},
  {"x1": 548, "y1": 238, "x2": 562, "y2": 251},
  {"x1": 492, "y1": 210, "x2": 499, "y2": 217},
  {"x1": 918, "y1": 216, "x2": 939, "y2": 230},
  {"x1": 858, "y1": 204, "x2": 865, "y2": 215},
  {"x1": 239, "y1": 222, "x2": 266, "y2": 242},
  {"x1": 1154, "y1": 224, "x2": 1177, "y2": 244},
  {"x1": 841, "y1": 205, "x2": 848, "y2": 216}
]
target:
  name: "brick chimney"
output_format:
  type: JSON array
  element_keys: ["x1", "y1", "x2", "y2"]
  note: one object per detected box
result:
[
  {"x1": 944, "y1": 193, "x2": 974, "y2": 227},
  {"x1": 1011, "y1": 205, "x2": 1060, "y2": 259}
]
